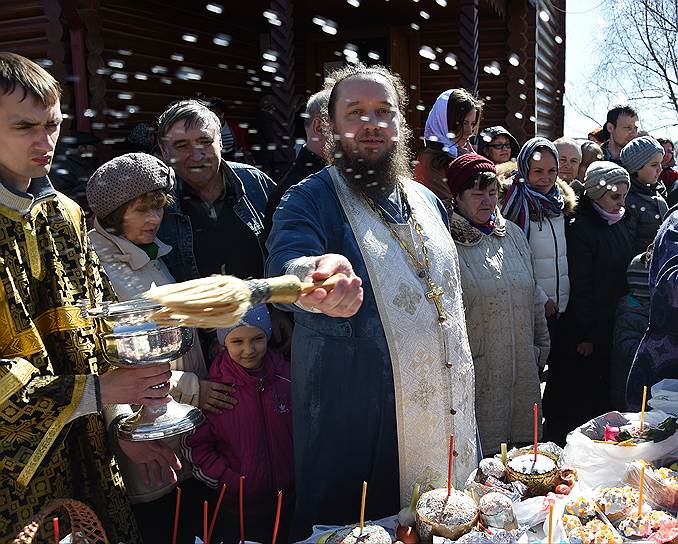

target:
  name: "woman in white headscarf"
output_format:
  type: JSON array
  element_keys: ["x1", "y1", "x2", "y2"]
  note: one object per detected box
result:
[{"x1": 414, "y1": 88, "x2": 483, "y2": 202}]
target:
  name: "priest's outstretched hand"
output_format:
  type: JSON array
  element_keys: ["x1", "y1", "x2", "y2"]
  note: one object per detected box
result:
[{"x1": 299, "y1": 253, "x2": 363, "y2": 318}]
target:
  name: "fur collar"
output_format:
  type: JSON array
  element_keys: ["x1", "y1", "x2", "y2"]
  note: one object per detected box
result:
[
  {"x1": 498, "y1": 176, "x2": 577, "y2": 217},
  {"x1": 449, "y1": 208, "x2": 507, "y2": 246}
]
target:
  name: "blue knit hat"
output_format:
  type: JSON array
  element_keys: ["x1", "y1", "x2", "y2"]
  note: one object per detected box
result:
[
  {"x1": 216, "y1": 304, "x2": 272, "y2": 345},
  {"x1": 620, "y1": 136, "x2": 663, "y2": 174}
]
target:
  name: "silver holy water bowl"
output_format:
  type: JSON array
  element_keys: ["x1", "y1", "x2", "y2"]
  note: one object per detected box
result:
[{"x1": 81, "y1": 298, "x2": 204, "y2": 441}]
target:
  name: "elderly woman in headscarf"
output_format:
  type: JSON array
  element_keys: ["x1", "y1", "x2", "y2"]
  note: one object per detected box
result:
[
  {"x1": 501, "y1": 137, "x2": 577, "y2": 322},
  {"x1": 543, "y1": 162, "x2": 633, "y2": 444},
  {"x1": 446, "y1": 153, "x2": 549, "y2": 454},
  {"x1": 414, "y1": 88, "x2": 483, "y2": 202}
]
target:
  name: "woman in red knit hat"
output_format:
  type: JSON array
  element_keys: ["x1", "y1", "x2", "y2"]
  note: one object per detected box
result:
[{"x1": 446, "y1": 153, "x2": 550, "y2": 454}]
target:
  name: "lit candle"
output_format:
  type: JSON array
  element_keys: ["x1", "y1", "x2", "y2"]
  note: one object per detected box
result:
[
  {"x1": 640, "y1": 386, "x2": 648, "y2": 433},
  {"x1": 359, "y1": 481, "x2": 367, "y2": 533},
  {"x1": 638, "y1": 465, "x2": 646, "y2": 517}
]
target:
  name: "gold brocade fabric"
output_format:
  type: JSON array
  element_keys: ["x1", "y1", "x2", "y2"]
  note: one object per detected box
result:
[{"x1": 0, "y1": 191, "x2": 140, "y2": 543}]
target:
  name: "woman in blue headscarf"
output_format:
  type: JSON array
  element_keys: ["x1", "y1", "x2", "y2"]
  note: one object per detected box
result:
[{"x1": 502, "y1": 137, "x2": 578, "y2": 321}]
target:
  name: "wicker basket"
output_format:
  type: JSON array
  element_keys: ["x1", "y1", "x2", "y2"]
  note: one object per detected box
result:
[{"x1": 12, "y1": 498, "x2": 109, "y2": 544}]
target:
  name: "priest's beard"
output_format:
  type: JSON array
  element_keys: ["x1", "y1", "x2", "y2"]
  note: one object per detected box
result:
[{"x1": 330, "y1": 132, "x2": 413, "y2": 195}]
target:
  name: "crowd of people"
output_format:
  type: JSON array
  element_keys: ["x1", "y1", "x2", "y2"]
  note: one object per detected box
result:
[{"x1": 1, "y1": 51, "x2": 677, "y2": 544}]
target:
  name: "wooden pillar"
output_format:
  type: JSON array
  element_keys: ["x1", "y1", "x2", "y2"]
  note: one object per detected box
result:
[
  {"x1": 269, "y1": 0, "x2": 296, "y2": 175},
  {"x1": 505, "y1": 1, "x2": 535, "y2": 143},
  {"x1": 58, "y1": 0, "x2": 91, "y2": 132},
  {"x1": 458, "y1": 0, "x2": 479, "y2": 95}
]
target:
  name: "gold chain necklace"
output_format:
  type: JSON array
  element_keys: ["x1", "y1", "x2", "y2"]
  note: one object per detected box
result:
[{"x1": 361, "y1": 186, "x2": 448, "y2": 325}]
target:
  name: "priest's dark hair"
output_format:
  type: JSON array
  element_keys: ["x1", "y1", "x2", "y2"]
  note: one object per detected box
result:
[{"x1": 324, "y1": 62, "x2": 409, "y2": 122}]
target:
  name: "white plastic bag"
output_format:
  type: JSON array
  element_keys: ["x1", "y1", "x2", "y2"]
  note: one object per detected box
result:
[
  {"x1": 563, "y1": 410, "x2": 678, "y2": 490},
  {"x1": 648, "y1": 379, "x2": 678, "y2": 416},
  {"x1": 513, "y1": 495, "x2": 552, "y2": 528}
]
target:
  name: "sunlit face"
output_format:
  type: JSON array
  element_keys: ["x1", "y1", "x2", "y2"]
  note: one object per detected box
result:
[
  {"x1": 527, "y1": 150, "x2": 558, "y2": 194},
  {"x1": 595, "y1": 183, "x2": 629, "y2": 214},
  {"x1": 455, "y1": 109, "x2": 477, "y2": 146},
  {"x1": 608, "y1": 114, "x2": 638, "y2": 148},
  {"x1": 484, "y1": 135, "x2": 512, "y2": 164},
  {"x1": 224, "y1": 325, "x2": 267, "y2": 370},
  {"x1": 661, "y1": 142, "x2": 674, "y2": 168},
  {"x1": 556, "y1": 143, "x2": 582, "y2": 182},
  {"x1": 636, "y1": 152, "x2": 663, "y2": 185},
  {"x1": 455, "y1": 181, "x2": 498, "y2": 225},
  {"x1": 121, "y1": 197, "x2": 164, "y2": 245},
  {"x1": 332, "y1": 75, "x2": 400, "y2": 164},
  {"x1": 0, "y1": 87, "x2": 62, "y2": 189},
  {"x1": 161, "y1": 121, "x2": 221, "y2": 189}
]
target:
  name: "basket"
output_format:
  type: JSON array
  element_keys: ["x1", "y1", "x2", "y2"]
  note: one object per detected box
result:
[{"x1": 12, "y1": 498, "x2": 109, "y2": 544}]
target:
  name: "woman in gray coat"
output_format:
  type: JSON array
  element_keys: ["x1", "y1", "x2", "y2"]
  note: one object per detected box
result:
[{"x1": 446, "y1": 153, "x2": 550, "y2": 454}]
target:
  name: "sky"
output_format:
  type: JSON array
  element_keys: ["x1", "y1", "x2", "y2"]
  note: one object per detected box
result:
[{"x1": 564, "y1": 0, "x2": 678, "y2": 143}]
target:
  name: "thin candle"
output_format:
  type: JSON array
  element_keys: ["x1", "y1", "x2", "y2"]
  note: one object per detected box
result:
[
  {"x1": 638, "y1": 465, "x2": 646, "y2": 517},
  {"x1": 500, "y1": 443, "x2": 507, "y2": 465},
  {"x1": 548, "y1": 504, "x2": 553, "y2": 544},
  {"x1": 203, "y1": 500, "x2": 208, "y2": 544},
  {"x1": 240, "y1": 475, "x2": 246, "y2": 544},
  {"x1": 52, "y1": 517, "x2": 59, "y2": 544},
  {"x1": 640, "y1": 386, "x2": 648, "y2": 433},
  {"x1": 533, "y1": 403, "x2": 538, "y2": 462},
  {"x1": 359, "y1": 481, "x2": 367, "y2": 533},
  {"x1": 272, "y1": 490, "x2": 283, "y2": 544},
  {"x1": 447, "y1": 433, "x2": 455, "y2": 496},
  {"x1": 172, "y1": 486, "x2": 181, "y2": 544},
  {"x1": 208, "y1": 483, "x2": 226, "y2": 544}
]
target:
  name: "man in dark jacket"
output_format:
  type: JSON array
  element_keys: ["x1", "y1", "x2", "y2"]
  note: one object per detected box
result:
[
  {"x1": 156, "y1": 98, "x2": 277, "y2": 388},
  {"x1": 264, "y1": 89, "x2": 329, "y2": 236},
  {"x1": 157, "y1": 99, "x2": 275, "y2": 283},
  {"x1": 600, "y1": 105, "x2": 639, "y2": 164}
]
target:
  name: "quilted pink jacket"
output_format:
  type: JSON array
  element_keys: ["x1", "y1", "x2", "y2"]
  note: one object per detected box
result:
[{"x1": 182, "y1": 350, "x2": 293, "y2": 512}]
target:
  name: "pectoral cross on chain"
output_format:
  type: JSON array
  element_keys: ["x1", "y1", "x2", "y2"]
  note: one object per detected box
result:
[{"x1": 425, "y1": 279, "x2": 447, "y2": 323}]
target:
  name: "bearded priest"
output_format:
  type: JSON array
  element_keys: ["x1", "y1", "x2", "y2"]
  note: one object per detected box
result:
[{"x1": 266, "y1": 63, "x2": 479, "y2": 539}]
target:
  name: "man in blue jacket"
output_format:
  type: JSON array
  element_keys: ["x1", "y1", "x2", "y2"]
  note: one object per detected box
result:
[
  {"x1": 157, "y1": 99, "x2": 277, "y2": 405},
  {"x1": 157, "y1": 99, "x2": 275, "y2": 283}
]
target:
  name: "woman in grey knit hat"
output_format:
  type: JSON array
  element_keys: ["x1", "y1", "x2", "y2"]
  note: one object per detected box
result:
[
  {"x1": 86, "y1": 153, "x2": 219, "y2": 544},
  {"x1": 620, "y1": 135, "x2": 669, "y2": 254},
  {"x1": 543, "y1": 161, "x2": 633, "y2": 444}
]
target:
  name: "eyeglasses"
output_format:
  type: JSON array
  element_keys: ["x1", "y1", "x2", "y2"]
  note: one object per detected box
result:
[{"x1": 486, "y1": 143, "x2": 512, "y2": 150}]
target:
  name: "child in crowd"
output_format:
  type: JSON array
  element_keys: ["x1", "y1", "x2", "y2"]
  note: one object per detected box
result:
[{"x1": 182, "y1": 305, "x2": 293, "y2": 543}]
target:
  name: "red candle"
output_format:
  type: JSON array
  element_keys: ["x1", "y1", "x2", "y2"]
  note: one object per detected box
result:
[
  {"x1": 208, "y1": 483, "x2": 226, "y2": 544},
  {"x1": 52, "y1": 517, "x2": 59, "y2": 544},
  {"x1": 272, "y1": 490, "x2": 283, "y2": 544},
  {"x1": 239, "y1": 475, "x2": 246, "y2": 544},
  {"x1": 172, "y1": 487, "x2": 181, "y2": 544},
  {"x1": 533, "y1": 403, "x2": 538, "y2": 462},
  {"x1": 203, "y1": 500, "x2": 209, "y2": 544},
  {"x1": 447, "y1": 433, "x2": 454, "y2": 497}
]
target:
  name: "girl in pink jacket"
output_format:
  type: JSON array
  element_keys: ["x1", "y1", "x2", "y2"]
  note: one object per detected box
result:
[{"x1": 182, "y1": 305, "x2": 293, "y2": 542}]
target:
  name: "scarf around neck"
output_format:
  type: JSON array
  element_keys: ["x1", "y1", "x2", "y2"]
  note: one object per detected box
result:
[
  {"x1": 458, "y1": 208, "x2": 497, "y2": 235},
  {"x1": 591, "y1": 201, "x2": 625, "y2": 225}
]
